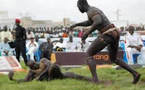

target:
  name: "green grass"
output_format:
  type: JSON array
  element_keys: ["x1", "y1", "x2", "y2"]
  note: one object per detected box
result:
[{"x1": 0, "y1": 62, "x2": 145, "y2": 90}]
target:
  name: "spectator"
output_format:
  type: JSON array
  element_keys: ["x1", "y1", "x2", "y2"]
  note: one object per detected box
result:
[
  {"x1": 78, "y1": 30, "x2": 83, "y2": 38},
  {"x1": 26, "y1": 37, "x2": 39, "y2": 61},
  {"x1": 35, "y1": 35, "x2": 42, "y2": 46},
  {"x1": 14, "y1": 19, "x2": 27, "y2": 65},
  {"x1": 81, "y1": 40, "x2": 90, "y2": 52},
  {"x1": 73, "y1": 30, "x2": 79, "y2": 37},
  {"x1": 0, "y1": 26, "x2": 13, "y2": 42},
  {"x1": 65, "y1": 35, "x2": 81, "y2": 52},
  {"x1": 92, "y1": 31, "x2": 97, "y2": 37},
  {"x1": 125, "y1": 26, "x2": 145, "y2": 64},
  {"x1": 27, "y1": 30, "x2": 35, "y2": 40},
  {"x1": 39, "y1": 37, "x2": 53, "y2": 60},
  {"x1": 62, "y1": 31, "x2": 68, "y2": 38},
  {"x1": 54, "y1": 37, "x2": 66, "y2": 51},
  {"x1": 0, "y1": 38, "x2": 12, "y2": 56},
  {"x1": 66, "y1": 35, "x2": 76, "y2": 52}
]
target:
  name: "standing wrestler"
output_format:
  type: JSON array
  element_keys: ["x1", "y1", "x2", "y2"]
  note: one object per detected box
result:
[
  {"x1": 70, "y1": 0, "x2": 140, "y2": 84},
  {"x1": 14, "y1": 19, "x2": 27, "y2": 65}
]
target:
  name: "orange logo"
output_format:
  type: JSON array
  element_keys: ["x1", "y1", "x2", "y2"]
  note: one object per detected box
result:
[{"x1": 94, "y1": 55, "x2": 109, "y2": 61}]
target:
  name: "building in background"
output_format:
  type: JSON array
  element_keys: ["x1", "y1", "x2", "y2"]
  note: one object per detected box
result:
[
  {"x1": 21, "y1": 17, "x2": 75, "y2": 30},
  {"x1": 63, "y1": 18, "x2": 75, "y2": 27},
  {"x1": 0, "y1": 11, "x2": 76, "y2": 30},
  {"x1": 0, "y1": 11, "x2": 14, "y2": 30}
]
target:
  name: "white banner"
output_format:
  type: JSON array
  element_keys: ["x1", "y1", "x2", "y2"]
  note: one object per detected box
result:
[{"x1": 0, "y1": 56, "x2": 21, "y2": 72}]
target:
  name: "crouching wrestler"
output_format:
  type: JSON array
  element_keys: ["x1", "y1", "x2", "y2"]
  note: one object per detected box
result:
[{"x1": 8, "y1": 58, "x2": 92, "y2": 83}]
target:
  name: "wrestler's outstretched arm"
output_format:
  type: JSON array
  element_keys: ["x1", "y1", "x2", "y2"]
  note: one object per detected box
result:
[
  {"x1": 70, "y1": 20, "x2": 92, "y2": 29},
  {"x1": 8, "y1": 70, "x2": 35, "y2": 83}
]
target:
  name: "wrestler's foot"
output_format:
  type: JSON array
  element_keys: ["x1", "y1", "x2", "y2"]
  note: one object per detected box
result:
[
  {"x1": 91, "y1": 79, "x2": 112, "y2": 86},
  {"x1": 91, "y1": 78, "x2": 100, "y2": 84},
  {"x1": 132, "y1": 73, "x2": 141, "y2": 84}
]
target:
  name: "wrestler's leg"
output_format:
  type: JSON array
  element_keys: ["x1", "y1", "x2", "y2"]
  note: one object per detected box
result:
[
  {"x1": 108, "y1": 41, "x2": 140, "y2": 84},
  {"x1": 63, "y1": 72, "x2": 92, "y2": 82},
  {"x1": 37, "y1": 71, "x2": 48, "y2": 81},
  {"x1": 86, "y1": 36, "x2": 109, "y2": 83},
  {"x1": 36, "y1": 66, "x2": 49, "y2": 81},
  {"x1": 37, "y1": 64, "x2": 64, "y2": 81}
]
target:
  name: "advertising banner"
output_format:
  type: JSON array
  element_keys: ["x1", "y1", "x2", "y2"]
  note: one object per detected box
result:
[{"x1": 0, "y1": 56, "x2": 21, "y2": 73}]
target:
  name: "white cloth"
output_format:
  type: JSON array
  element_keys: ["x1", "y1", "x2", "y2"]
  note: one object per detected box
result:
[
  {"x1": 26, "y1": 41, "x2": 38, "y2": 60},
  {"x1": 66, "y1": 42, "x2": 77, "y2": 52}
]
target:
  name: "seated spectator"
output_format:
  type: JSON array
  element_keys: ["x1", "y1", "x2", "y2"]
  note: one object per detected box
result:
[
  {"x1": 39, "y1": 37, "x2": 53, "y2": 60},
  {"x1": 0, "y1": 26, "x2": 13, "y2": 42},
  {"x1": 81, "y1": 40, "x2": 90, "y2": 52},
  {"x1": 0, "y1": 38, "x2": 12, "y2": 56},
  {"x1": 73, "y1": 30, "x2": 79, "y2": 37},
  {"x1": 27, "y1": 30, "x2": 35, "y2": 40},
  {"x1": 62, "y1": 31, "x2": 68, "y2": 38},
  {"x1": 35, "y1": 35, "x2": 42, "y2": 46},
  {"x1": 92, "y1": 31, "x2": 97, "y2": 37},
  {"x1": 66, "y1": 35, "x2": 81, "y2": 52},
  {"x1": 59, "y1": 31, "x2": 63, "y2": 37},
  {"x1": 78, "y1": 30, "x2": 83, "y2": 38},
  {"x1": 54, "y1": 37, "x2": 66, "y2": 52},
  {"x1": 75, "y1": 42, "x2": 82, "y2": 52},
  {"x1": 125, "y1": 26, "x2": 145, "y2": 64},
  {"x1": 66, "y1": 36, "x2": 75, "y2": 52},
  {"x1": 26, "y1": 37, "x2": 39, "y2": 61}
]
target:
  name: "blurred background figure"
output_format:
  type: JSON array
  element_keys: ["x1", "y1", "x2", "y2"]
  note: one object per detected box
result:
[
  {"x1": 27, "y1": 30, "x2": 35, "y2": 40},
  {"x1": 54, "y1": 37, "x2": 66, "y2": 52},
  {"x1": 81, "y1": 40, "x2": 90, "y2": 52},
  {"x1": 14, "y1": 19, "x2": 27, "y2": 65},
  {"x1": 39, "y1": 37, "x2": 53, "y2": 60},
  {"x1": 0, "y1": 25, "x2": 13, "y2": 42}
]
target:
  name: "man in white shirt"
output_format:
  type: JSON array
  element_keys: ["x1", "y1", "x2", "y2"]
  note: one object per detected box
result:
[
  {"x1": 0, "y1": 38, "x2": 12, "y2": 56},
  {"x1": 27, "y1": 30, "x2": 35, "y2": 40},
  {"x1": 0, "y1": 26, "x2": 13, "y2": 42},
  {"x1": 66, "y1": 36, "x2": 76, "y2": 52},
  {"x1": 75, "y1": 41, "x2": 82, "y2": 52},
  {"x1": 26, "y1": 37, "x2": 39, "y2": 61},
  {"x1": 125, "y1": 26, "x2": 145, "y2": 64},
  {"x1": 54, "y1": 37, "x2": 66, "y2": 51}
]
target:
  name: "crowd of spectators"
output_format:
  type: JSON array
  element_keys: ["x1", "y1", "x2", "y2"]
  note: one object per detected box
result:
[
  {"x1": 0, "y1": 24, "x2": 145, "y2": 62},
  {"x1": 0, "y1": 25, "x2": 94, "y2": 62}
]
